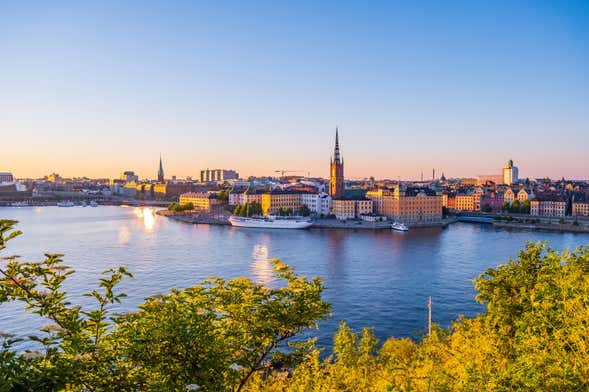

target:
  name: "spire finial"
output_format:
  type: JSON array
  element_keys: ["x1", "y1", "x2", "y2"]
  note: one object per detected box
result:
[{"x1": 333, "y1": 127, "x2": 341, "y2": 163}]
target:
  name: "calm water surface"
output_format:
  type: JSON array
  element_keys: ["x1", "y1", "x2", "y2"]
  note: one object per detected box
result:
[{"x1": 1, "y1": 206, "x2": 588, "y2": 348}]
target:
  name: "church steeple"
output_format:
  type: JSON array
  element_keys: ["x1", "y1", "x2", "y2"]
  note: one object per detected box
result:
[
  {"x1": 157, "y1": 155, "x2": 164, "y2": 182},
  {"x1": 329, "y1": 127, "x2": 345, "y2": 198},
  {"x1": 333, "y1": 127, "x2": 342, "y2": 164}
]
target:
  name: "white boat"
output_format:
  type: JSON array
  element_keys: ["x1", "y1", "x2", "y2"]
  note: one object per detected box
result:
[
  {"x1": 81, "y1": 201, "x2": 88, "y2": 207},
  {"x1": 229, "y1": 215, "x2": 313, "y2": 229},
  {"x1": 90, "y1": 200, "x2": 98, "y2": 207},
  {"x1": 57, "y1": 201, "x2": 75, "y2": 207},
  {"x1": 391, "y1": 221, "x2": 409, "y2": 232}
]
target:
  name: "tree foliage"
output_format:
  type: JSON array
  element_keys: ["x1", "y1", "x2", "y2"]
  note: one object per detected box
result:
[
  {"x1": 0, "y1": 220, "x2": 330, "y2": 391},
  {"x1": 1, "y1": 218, "x2": 588, "y2": 390},
  {"x1": 167, "y1": 202, "x2": 193, "y2": 212},
  {"x1": 233, "y1": 202, "x2": 262, "y2": 217},
  {"x1": 247, "y1": 242, "x2": 589, "y2": 391}
]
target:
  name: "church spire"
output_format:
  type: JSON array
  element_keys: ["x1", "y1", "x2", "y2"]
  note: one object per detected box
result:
[
  {"x1": 157, "y1": 155, "x2": 164, "y2": 182},
  {"x1": 333, "y1": 127, "x2": 341, "y2": 164}
]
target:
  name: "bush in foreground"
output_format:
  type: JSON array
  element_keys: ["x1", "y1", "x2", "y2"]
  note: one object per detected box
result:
[
  {"x1": 248, "y1": 242, "x2": 589, "y2": 391},
  {"x1": 0, "y1": 220, "x2": 329, "y2": 391}
]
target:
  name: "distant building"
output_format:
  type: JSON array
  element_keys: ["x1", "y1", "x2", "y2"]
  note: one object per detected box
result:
[
  {"x1": 0, "y1": 172, "x2": 14, "y2": 183},
  {"x1": 502, "y1": 159, "x2": 519, "y2": 185},
  {"x1": 459, "y1": 178, "x2": 478, "y2": 186},
  {"x1": 47, "y1": 173, "x2": 62, "y2": 183},
  {"x1": 503, "y1": 188, "x2": 516, "y2": 204},
  {"x1": 481, "y1": 191, "x2": 505, "y2": 211},
  {"x1": 477, "y1": 174, "x2": 503, "y2": 185},
  {"x1": 329, "y1": 128, "x2": 345, "y2": 198},
  {"x1": 158, "y1": 157, "x2": 165, "y2": 182},
  {"x1": 120, "y1": 171, "x2": 138, "y2": 183},
  {"x1": 517, "y1": 188, "x2": 534, "y2": 202},
  {"x1": 200, "y1": 169, "x2": 239, "y2": 182},
  {"x1": 153, "y1": 183, "x2": 196, "y2": 199}
]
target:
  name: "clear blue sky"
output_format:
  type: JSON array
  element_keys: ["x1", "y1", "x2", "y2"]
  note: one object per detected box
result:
[{"x1": 1, "y1": 1, "x2": 588, "y2": 180}]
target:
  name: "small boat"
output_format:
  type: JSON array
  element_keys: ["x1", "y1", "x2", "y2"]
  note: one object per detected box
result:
[
  {"x1": 57, "y1": 201, "x2": 75, "y2": 207},
  {"x1": 90, "y1": 200, "x2": 98, "y2": 207},
  {"x1": 391, "y1": 221, "x2": 409, "y2": 232},
  {"x1": 81, "y1": 201, "x2": 88, "y2": 207},
  {"x1": 229, "y1": 215, "x2": 313, "y2": 229}
]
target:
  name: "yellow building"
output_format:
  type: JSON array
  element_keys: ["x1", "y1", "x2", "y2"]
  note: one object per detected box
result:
[
  {"x1": 261, "y1": 190, "x2": 302, "y2": 216},
  {"x1": 455, "y1": 194, "x2": 481, "y2": 211},
  {"x1": 366, "y1": 186, "x2": 442, "y2": 223},
  {"x1": 179, "y1": 192, "x2": 222, "y2": 212}
]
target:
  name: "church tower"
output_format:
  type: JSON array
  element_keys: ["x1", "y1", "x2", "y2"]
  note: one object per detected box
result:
[
  {"x1": 329, "y1": 128, "x2": 345, "y2": 198},
  {"x1": 157, "y1": 156, "x2": 165, "y2": 183}
]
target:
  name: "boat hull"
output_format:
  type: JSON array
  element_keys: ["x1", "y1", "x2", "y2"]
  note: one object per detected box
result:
[{"x1": 229, "y1": 216, "x2": 313, "y2": 229}]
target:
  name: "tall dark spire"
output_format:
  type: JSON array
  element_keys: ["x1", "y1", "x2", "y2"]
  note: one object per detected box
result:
[
  {"x1": 157, "y1": 155, "x2": 164, "y2": 182},
  {"x1": 333, "y1": 127, "x2": 341, "y2": 164}
]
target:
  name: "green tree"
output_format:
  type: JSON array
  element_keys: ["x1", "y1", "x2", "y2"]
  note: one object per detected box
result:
[
  {"x1": 481, "y1": 203, "x2": 492, "y2": 213},
  {"x1": 521, "y1": 199, "x2": 531, "y2": 214},
  {"x1": 509, "y1": 199, "x2": 521, "y2": 213},
  {"x1": 218, "y1": 190, "x2": 230, "y2": 202}
]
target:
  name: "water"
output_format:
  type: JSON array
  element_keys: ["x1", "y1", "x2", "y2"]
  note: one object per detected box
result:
[{"x1": 1, "y1": 206, "x2": 588, "y2": 349}]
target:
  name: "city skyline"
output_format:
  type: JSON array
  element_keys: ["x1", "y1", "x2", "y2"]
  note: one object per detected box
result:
[{"x1": 2, "y1": 2, "x2": 588, "y2": 179}]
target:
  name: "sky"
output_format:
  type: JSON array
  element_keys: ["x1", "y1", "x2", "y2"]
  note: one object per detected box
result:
[{"x1": 1, "y1": 1, "x2": 588, "y2": 180}]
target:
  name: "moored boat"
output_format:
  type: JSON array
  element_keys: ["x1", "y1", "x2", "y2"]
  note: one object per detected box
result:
[
  {"x1": 229, "y1": 215, "x2": 313, "y2": 229},
  {"x1": 391, "y1": 221, "x2": 409, "y2": 231},
  {"x1": 57, "y1": 201, "x2": 75, "y2": 207}
]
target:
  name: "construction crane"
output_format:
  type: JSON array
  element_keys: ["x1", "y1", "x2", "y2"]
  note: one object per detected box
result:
[{"x1": 275, "y1": 170, "x2": 309, "y2": 177}]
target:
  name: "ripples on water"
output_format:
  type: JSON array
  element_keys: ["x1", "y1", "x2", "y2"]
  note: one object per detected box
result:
[{"x1": 1, "y1": 206, "x2": 588, "y2": 348}]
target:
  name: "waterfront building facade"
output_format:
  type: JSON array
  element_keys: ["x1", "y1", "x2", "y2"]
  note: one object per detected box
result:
[
  {"x1": 366, "y1": 186, "x2": 442, "y2": 223},
  {"x1": 301, "y1": 192, "x2": 332, "y2": 216},
  {"x1": 572, "y1": 202, "x2": 589, "y2": 217},
  {"x1": 331, "y1": 198, "x2": 373, "y2": 220},
  {"x1": 329, "y1": 128, "x2": 345, "y2": 198},
  {"x1": 261, "y1": 190, "x2": 302, "y2": 215},
  {"x1": 530, "y1": 198, "x2": 566, "y2": 217},
  {"x1": 179, "y1": 192, "x2": 222, "y2": 212},
  {"x1": 455, "y1": 194, "x2": 482, "y2": 211}
]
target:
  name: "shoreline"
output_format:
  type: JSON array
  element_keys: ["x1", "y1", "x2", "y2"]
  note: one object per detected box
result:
[
  {"x1": 157, "y1": 211, "x2": 456, "y2": 230},
  {"x1": 492, "y1": 221, "x2": 589, "y2": 234}
]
